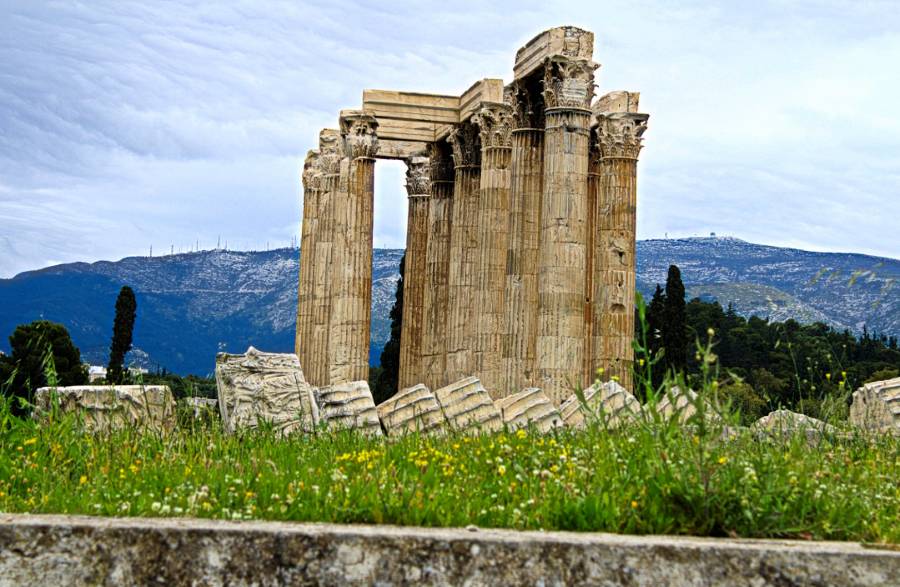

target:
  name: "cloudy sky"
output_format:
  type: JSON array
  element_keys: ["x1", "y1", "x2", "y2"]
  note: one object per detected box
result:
[{"x1": 1, "y1": 0, "x2": 898, "y2": 278}]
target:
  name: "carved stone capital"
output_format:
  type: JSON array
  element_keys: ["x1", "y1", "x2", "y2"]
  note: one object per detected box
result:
[
  {"x1": 595, "y1": 112, "x2": 649, "y2": 160},
  {"x1": 317, "y1": 129, "x2": 343, "y2": 175},
  {"x1": 542, "y1": 56, "x2": 597, "y2": 111},
  {"x1": 509, "y1": 80, "x2": 544, "y2": 129},
  {"x1": 302, "y1": 150, "x2": 322, "y2": 190},
  {"x1": 405, "y1": 156, "x2": 431, "y2": 196},
  {"x1": 473, "y1": 102, "x2": 514, "y2": 149},
  {"x1": 340, "y1": 110, "x2": 379, "y2": 159},
  {"x1": 428, "y1": 142, "x2": 454, "y2": 183},
  {"x1": 447, "y1": 122, "x2": 481, "y2": 168}
]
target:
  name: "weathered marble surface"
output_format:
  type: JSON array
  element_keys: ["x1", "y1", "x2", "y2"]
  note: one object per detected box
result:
[
  {"x1": 655, "y1": 386, "x2": 721, "y2": 425},
  {"x1": 559, "y1": 380, "x2": 642, "y2": 429},
  {"x1": 315, "y1": 381, "x2": 382, "y2": 436},
  {"x1": 214, "y1": 347, "x2": 319, "y2": 435},
  {"x1": 183, "y1": 397, "x2": 218, "y2": 419},
  {"x1": 434, "y1": 376, "x2": 502, "y2": 434},
  {"x1": 376, "y1": 384, "x2": 445, "y2": 437},
  {"x1": 752, "y1": 409, "x2": 836, "y2": 442},
  {"x1": 2, "y1": 514, "x2": 898, "y2": 587},
  {"x1": 496, "y1": 387, "x2": 563, "y2": 433},
  {"x1": 33, "y1": 385, "x2": 176, "y2": 432},
  {"x1": 851, "y1": 377, "x2": 900, "y2": 434}
]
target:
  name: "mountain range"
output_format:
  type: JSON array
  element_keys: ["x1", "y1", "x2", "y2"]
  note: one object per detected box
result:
[{"x1": 1, "y1": 237, "x2": 896, "y2": 375}]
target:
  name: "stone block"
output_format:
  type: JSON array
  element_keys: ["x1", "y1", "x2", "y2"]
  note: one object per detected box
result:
[
  {"x1": 655, "y1": 386, "x2": 722, "y2": 425},
  {"x1": 33, "y1": 385, "x2": 176, "y2": 433},
  {"x1": 215, "y1": 347, "x2": 319, "y2": 436},
  {"x1": 182, "y1": 397, "x2": 218, "y2": 420},
  {"x1": 496, "y1": 387, "x2": 563, "y2": 433},
  {"x1": 559, "y1": 380, "x2": 642, "y2": 429},
  {"x1": 315, "y1": 381, "x2": 382, "y2": 436},
  {"x1": 434, "y1": 376, "x2": 502, "y2": 434},
  {"x1": 752, "y1": 410, "x2": 835, "y2": 443},
  {"x1": 850, "y1": 377, "x2": 900, "y2": 434},
  {"x1": 376, "y1": 384, "x2": 445, "y2": 437}
]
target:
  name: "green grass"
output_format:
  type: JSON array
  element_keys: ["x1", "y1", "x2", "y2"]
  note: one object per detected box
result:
[{"x1": 1, "y1": 396, "x2": 898, "y2": 543}]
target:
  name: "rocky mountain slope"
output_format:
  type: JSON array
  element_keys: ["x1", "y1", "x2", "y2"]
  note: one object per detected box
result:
[{"x1": 1, "y1": 238, "x2": 895, "y2": 375}]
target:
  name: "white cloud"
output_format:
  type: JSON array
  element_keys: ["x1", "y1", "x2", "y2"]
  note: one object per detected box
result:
[{"x1": 0, "y1": 0, "x2": 898, "y2": 277}]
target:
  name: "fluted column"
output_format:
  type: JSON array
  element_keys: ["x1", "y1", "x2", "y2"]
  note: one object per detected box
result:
[
  {"x1": 472, "y1": 102, "x2": 513, "y2": 398},
  {"x1": 502, "y1": 82, "x2": 545, "y2": 396},
  {"x1": 536, "y1": 56, "x2": 597, "y2": 404},
  {"x1": 328, "y1": 111, "x2": 378, "y2": 384},
  {"x1": 398, "y1": 156, "x2": 431, "y2": 389},
  {"x1": 444, "y1": 122, "x2": 481, "y2": 385},
  {"x1": 296, "y1": 150, "x2": 321, "y2": 363},
  {"x1": 420, "y1": 142, "x2": 455, "y2": 392},
  {"x1": 308, "y1": 129, "x2": 343, "y2": 387},
  {"x1": 592, "y1": 111, "x2": 648, "y2": 391}
]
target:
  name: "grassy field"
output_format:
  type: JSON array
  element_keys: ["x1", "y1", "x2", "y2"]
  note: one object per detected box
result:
[{"x1": 1, "y1": 392, "x2": 898, "y2": 544}]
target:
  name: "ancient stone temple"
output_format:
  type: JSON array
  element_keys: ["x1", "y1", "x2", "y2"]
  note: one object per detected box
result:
[{"x1": 296, "y1": 26, "x2": 649, "y2": 404}]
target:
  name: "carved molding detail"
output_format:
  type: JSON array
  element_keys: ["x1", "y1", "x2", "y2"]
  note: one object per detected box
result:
[
  {"x1": 340, "y1": 113, "x2": 380, "y2": 159},
  {"x1": 447, "y1": 122, "x2": 481, "y2": 168},
  {"x1": 318, "y1": 131, "x2": 343, "y2": 175},
  {"x1": 542, "y1": 56, "x2": 597, "y2": 111},
  {"x1": 473, "y1": 102, "x2": 514, "y2": 149},
  {"x1": 405, "y1": 156, "x2": 431, "y2": 196},
  {"x1": 596, "y1": 113, "x2": 649, "y2": 160},
  {"x1": 428, "y1": 142, "x2": 454, "y2": 183}
]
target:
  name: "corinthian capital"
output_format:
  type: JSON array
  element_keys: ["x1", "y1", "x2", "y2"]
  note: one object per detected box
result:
[
  {"x1": 595, "y1": 112, "x2": 649, "y2": 160},
  {"x1": 542, "y1": 56, "x2": 598, "y2": 111},
  {"x1": 447, "y1": 122, "x2": 481, "y2": 168},
  {"x1": 405, "y1": 156, "x2": 431, "y2": 197},
  {"x1": 428, "y1": 141, "x2": 454, "y2": 183},
  {"x1": 302, "y1": 150, "x2": 321, "y2": 190},
  {"x1": 509, "y1": 80, "x2": 544, "y2": 129},
  {"x1": 340, "y1": 110, "x2": 379, "y2": 159},
  {"x1": 473, "y1": 102, "x2": 514, "y2": 149},
  {"x1": 317, "y1": 128, "x2": 343, "y2": 175}
]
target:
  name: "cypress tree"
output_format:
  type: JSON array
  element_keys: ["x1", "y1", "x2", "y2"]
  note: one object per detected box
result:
[
  {"x1": 646, "y1": 284, "x2": 667, "y2": 388},
  {"x1": 374, "y1": 253, "x2": 404, "y2": 404},
  {"x1": 663, "y1": 264, "x2": 688, "y2": 375},
  {"x1": 107, "y1": 286, "x2": 137, "y2": 384}
]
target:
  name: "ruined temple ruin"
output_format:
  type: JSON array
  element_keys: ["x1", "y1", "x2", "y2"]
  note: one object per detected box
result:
[{"x1": 296, "y1": 26, "x2": 649, "y2": 404}]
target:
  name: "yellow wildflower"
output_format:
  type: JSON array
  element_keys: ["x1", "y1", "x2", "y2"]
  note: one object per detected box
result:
[
  {"x1": 79, "y1": 475, "x2": 87, "y2": 485},
  {"x1": 23, "y1": 437, "x2": 37, "y2": 446}
]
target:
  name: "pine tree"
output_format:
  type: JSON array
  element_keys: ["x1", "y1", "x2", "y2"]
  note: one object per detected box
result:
[
  {"x1": 663, "y1": 264, "x2": 687, "y2": 375},
  {"x1": 374, "y1": 253, "x2": 404, "y2": 404},
  {"x1": 107, "y1": 286, "x2": 137, "y2": 384}
]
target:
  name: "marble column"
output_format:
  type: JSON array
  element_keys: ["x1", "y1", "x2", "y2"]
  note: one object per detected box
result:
[
  {"x1": 328, "y1": 111, "x2": 378, "y2": 384},
  {"x1": 472, "y1": 102, "x2": 513, "y2": 398},
  {"x1": 309, "y1": 129, "x2": 343, "y2": 387},
  {"x1": 502, "y1": 81, "x2": 545, "y2": 396},
  {"x1": 296, "y1": 150, "x2": 321, "y2": 365},
  {"x1": 398, "y1": 156, "x2": 431, "y2": 389},
  {"x1": 443, "y1": 122, "x2": 482, "y2": 385},
  {"x1": 535, "y1": 56, "x2": 597, "y2": 404},
  {"x1": 420, "y1": 141, "x2": 455, "y2": 392},
  {"x1": 592, "y1": 111, "x2": 648, "y2": 391}
]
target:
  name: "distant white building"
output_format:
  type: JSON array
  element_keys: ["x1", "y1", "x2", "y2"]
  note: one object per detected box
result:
[{"x1": 87, "y1": 365, "x2": 107, "y2": 382}]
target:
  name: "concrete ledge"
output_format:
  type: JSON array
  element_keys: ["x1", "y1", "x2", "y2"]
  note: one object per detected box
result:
[{"x1": 0, "y1": 514, "x2": 897, "y2": 586}]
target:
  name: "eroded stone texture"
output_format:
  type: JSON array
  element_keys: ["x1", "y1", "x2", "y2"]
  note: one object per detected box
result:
[
  {"x1": 315, "y1": 381, "x2": 382, "y2": 436},
  {"x1": 214, "y1": 347, "x2": 319, "y2": 435},
  {"x1": 752, "y1": 410, "x2": 835, "y2": 442},
  {"x1": 183, "y1": 397, "x2": 218, "y2": 420},
  {"x1": 434, "y1": 376, "x2": 502, "y2": 434},
  {"x1": 3, "y1": 514, "x2": 897, "y2": 587},
  {"x1": 376, "y1": 384, "x2": 445, "y2": 437},
  {"x1": 496, "y1": 387, "x2": 563, "y2": 433},
  {"x1": 33, "y1": 385, "x2": 176, "y2": 433},
  {"x1": 655, "y1": 386, "x2": 721, "y2": 425},
  {"x1": 558, "y1": 380, "x2": 642, "y2": 429},
  {"x1": 851, "y1": 377, "x2": 900, "y2": 434}
]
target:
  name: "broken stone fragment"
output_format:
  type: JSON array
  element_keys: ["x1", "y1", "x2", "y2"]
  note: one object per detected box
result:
[
  {"x1": 496, "y1": 387, "x2": 563, "y2": 433},
  {"x1": 33, "y1": 385, "x2": 176, "y2": 433},
  {"x1": 654, "y1": 386, "x2": 721, "y2": 425},
  {"x1": 215, "y1": 347, "x2": 319, "y2": 436},
  {"x1": 315, "y1": 381, "x2": 382, "y2": 436},
  {"x1": 376, "y1": 383, "x2": 446, "y2": 437},
  {"x1": 182, "y1": 397, "x2": 219, "y2": 419},
  {"x1": 752, "y1": 409, "x2": 836, "y2": 443},
  {"x1": 559, "y1": 380, "x2": 642, "y2": 429},
  {"x1": 434, "y1": 377, "x2": 502, "y2": 434},
  {"x1": 850, "y1": 377, "x2": 900, "y2": 435}
]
